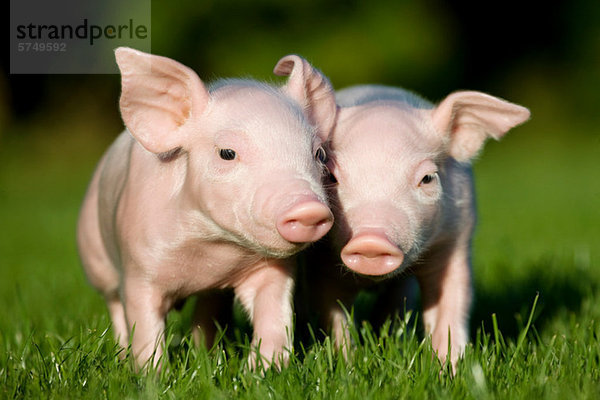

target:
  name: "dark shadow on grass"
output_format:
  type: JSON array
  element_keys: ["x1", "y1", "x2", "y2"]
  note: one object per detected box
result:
[
  {"x1": 294, "y1": 255, "x2": 597, "y2": 351},
  {"x1": 165, "y1": 291, "x2": 256, "y2": 366},
  {"x1": 470, "y1": 257, "x2": 596, "y2": 341}
]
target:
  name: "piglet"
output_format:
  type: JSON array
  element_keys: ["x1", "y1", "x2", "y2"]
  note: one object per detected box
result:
[
  {"x1": 77, "y1": 48, "x2": 337, "y2": 368},
  {"x1": 309, "y1": 85, "x2": 530, "y2": 369}
]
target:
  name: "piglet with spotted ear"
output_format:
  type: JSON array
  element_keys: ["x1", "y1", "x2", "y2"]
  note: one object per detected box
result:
[
  {"x1": 77, "y1": 48, "x2": 336, "y2": 369},
  {"x1": 305, "y1": 85, "x2": 529, "y2": 370}
]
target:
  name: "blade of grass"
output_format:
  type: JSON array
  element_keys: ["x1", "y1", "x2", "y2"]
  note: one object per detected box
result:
[{"x1": 509, "y1": 292, "x2": 540, "y2": 368}]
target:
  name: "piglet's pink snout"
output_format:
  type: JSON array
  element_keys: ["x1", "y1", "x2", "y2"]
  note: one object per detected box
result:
[
  {"x1": 276, "y1": 198, "x2": 333, "y2": 243},
  {"x1": 341, "y1": 233, "x2": 404, "y2": 276}
]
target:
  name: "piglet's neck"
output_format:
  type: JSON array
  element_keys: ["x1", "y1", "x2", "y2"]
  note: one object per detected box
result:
[{"x1": 129, "y1": 141, "x2": 196, "y2": 214}]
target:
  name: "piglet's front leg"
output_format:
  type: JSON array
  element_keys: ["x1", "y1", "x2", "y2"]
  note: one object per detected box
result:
[
  {"x1": 234, "y1": 259, "x2": 294, "y2": 369},
  {"x1": 123, "y1": 276, "x2": 169, "y2": 370},
  {"x1": 416, "y1": 241, "x2": 472, "y2": 371}
]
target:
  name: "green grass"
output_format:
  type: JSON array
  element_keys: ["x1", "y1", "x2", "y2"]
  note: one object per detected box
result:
[{"x1": 1, "y1": 106, "x2": 599, "y2": 398}]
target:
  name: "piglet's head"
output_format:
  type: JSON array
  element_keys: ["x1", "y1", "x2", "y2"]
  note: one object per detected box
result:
[
  {"x1": 330, "y1": 87, "x2": 530, "y2": 276},
  {"x1": 115, "y1": 48, "x2": 335, "y2": 257}
]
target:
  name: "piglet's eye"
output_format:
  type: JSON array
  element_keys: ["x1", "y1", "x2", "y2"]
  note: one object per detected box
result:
[
  {"x1": 420, "y1": 173, "x2": 437, "y2": 185},
  {"x1": 219, "y1": 148, "x2": 236, "y2": 161},
  {"x1": 315, "y1": 146, "x2": 327, "y2": 164}
]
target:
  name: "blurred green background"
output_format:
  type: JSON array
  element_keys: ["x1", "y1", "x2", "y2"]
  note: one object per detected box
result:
[{"x1": 1, "y1": 0, "x2": 599, "y2": 342}]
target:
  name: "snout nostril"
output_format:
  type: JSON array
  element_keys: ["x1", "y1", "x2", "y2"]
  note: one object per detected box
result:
[
  {"x1": 348, "y1": 251, "x2": 394, "y2": 259},
  {"x1": 282, "y1": 204, "x2": 333, "y2": 228},
  {"x1": 284, "y1": 217, "x2": 331, "y2": 227},
  {"x1": 315, "y1": 216, "x2": 333, "y2": 227}
]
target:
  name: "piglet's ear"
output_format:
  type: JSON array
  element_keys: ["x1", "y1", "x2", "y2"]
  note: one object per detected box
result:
[
  {"x1": 115, "y1": 47, "x2": 210, "y2": 154},
  {"x1": 274, "y1": 55, "x2": 337, "y2": 142},
  {"x1": 432, "y1": 91, "x2": 530, "y2": 162}
]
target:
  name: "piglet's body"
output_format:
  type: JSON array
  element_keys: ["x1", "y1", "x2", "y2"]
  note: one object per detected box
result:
[
  {"x1": 77, "y1": 48, "x2": 337, "y2": 368},
  {"x1": 309, "y1": 85, "x2": 529, "y2": 368}
]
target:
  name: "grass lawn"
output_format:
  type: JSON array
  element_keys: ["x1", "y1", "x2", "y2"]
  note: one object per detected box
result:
[{"x1": 1, "y1": 104, "x2": 599, "y2": 399}]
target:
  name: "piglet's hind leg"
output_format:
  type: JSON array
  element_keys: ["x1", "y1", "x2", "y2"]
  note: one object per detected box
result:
[{"x1": 106, "y1": 294, "x2": 129, "y2": 357}]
